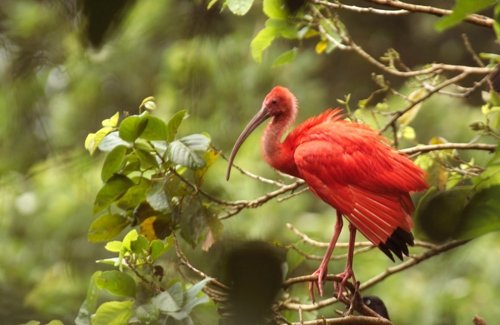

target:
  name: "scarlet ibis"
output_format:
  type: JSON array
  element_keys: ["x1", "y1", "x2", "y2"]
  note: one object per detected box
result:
[{"x1": 226, "y1": 86, "x2": 428, "y2": 299}]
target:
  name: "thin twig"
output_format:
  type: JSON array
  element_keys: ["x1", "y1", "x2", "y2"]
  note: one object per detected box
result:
[
  {"x1": 219, "y1": 181, "x2": 305, "y2": 220},
  {"x1": 380, "y1": 72, "x2": 470, "y2": 133},
  {"x1": 219, "y1": 150, "x2": 287, "y2": 187},
  {"x1": 277, "y1": 187, "x2": 310, "y2": 202},
  {"x1": 287, "y1": 223, "x2": 374, "y2": 248},
  {"x1": 360, "y1": 239, "x2": 468, "y2": 290},
  {"x1": 280, "y1": 315, "x2": 392, "y2": 325},
  {"x1": 290, "y1": 243, "x2": 375, "y2": 261},
  {"x1": 314, "y1": 0, "x2": 407, "y2": 16},
  {"x1": 399, "y1": 143, "x2": 497, "y2": 155},
  {"x1": 174, "y1": 236, "x2": 230, "y2": 290},
  {"x1": 347, "y1": 40, "x2": 491, "y2": 78},
  {"x1": 362, "y1": 0, "x2": 494, "y2": 28},
  {"x1": 288, "y1": 223, "x2": 439, "y2": 250},
  {"x1": 169, "y1": 167, "x2": 242, "y2": 207}
]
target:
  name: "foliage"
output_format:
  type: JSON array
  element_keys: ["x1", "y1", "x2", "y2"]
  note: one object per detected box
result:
[{"x1": 79, "y1": 100, "x2": 217, "y2": 323}]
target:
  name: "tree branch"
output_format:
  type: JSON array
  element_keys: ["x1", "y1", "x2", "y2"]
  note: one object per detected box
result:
[
  {"x1": 399, "y1": 143, "x2": 497, "y2": 155},
  {"x1": 281, "y1": 239, "x2": 468, "y2": 312},
  {"x1": 361, "y1": 0, "x2": 494, "y2": 28},
  {"x1": 360, "y1": 239, "x2": 468, "y2": 290},
  {"x1": 280, "y1": 315, "x2": 392, "y2": 325},
  {"x1": 314, "y1": 0, "x2": 407, "y2": 16}
]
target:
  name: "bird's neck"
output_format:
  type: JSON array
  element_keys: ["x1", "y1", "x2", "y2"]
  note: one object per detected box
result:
[{"x1": 261, "y1": 113, "x2": 298, "y2": 176}]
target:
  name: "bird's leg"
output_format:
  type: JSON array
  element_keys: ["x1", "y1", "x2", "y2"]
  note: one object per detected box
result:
[
  {"x1": 335, "y1": 222, "x2": 357, "y2": 299},
  {"x1": 308, "y1": 212, "x2": 343, "y2": 302}
]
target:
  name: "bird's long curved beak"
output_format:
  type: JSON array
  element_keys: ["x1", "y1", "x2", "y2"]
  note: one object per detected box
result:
[{"x1": 226, "y1": 108, "x2": 271, "y2": 180}]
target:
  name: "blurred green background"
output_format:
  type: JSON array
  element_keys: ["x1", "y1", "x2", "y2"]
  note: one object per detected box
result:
[{"x1": 1, "y1": 0, "x2": 499, "y2": 324}]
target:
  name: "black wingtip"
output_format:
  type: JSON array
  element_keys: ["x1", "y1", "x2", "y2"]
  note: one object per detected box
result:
[{"x1": 378, "y1": 227, "x2": 414, "y2": 262}]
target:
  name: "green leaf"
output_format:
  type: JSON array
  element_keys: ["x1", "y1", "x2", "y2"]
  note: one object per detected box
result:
[
  {"x1": 251, "y1": 19, "x2": 296, "y2": 63},
  {"x1": 435, "y1": 0, "x2": 496, "y2": 31},
  {"x1": 98, "y1": 132, "x2": 131, "y2": 152},
  {"x1": 263, "y1": 0, "x2": 287, "y2": 19},
  {"x1": 474, "y1": 146, "x2": 500, "y2": 189},
  {"x1": 167, "y1": 110, "x2": 188, "y2": 143},
  {"x1": 105, "y1": 241, "x2": 123, "y2": 253},
  {"x1": 226, "y1": 0, "x2": 254, "y2": 15},
  {"x1": 85, "y1": 127, "x2": 113, "y2": 155},
  {"x1": 95, "y1": 271, "x2": 137, "y2": 297},
  {"x1": 115, "y1": 230, "x2": 139, "y2": 269},
  {"x1": 75, "y1": 271, "x2": 101, "y2": 325},
  {"x1": 416, "y1": 187, "x2": 472, "y2": 242},
  {"x1": 458, "y1": 186, "x2": 500, "y2": 239},
  {"x1": 94, "y1": 175, "x2": 135, "y2": 213},
  {"x1": 130, "y1": 235, "x2": 149, "y2": 255},
  {"x1": 122, "y1": 229, "x2": 139, "y2": 251},
  {"x1": 185, "y1": 277, "x2": 210, "y2": 301},
  {"x1": 135, "y1": 303, "x2": 160, "y2": 323},
  {"x1": 168, "y1": 134, "x2": 210, "y2": 169},
  {"x1": 183, "y1": 278, "x2": 211, "y2": 314},
  {"x1": 135, "y1": 148, "x2": 159, "y2": 169},
  {"x1": 150, "y1": 239, "x2": 170, "y2": 261},
  {"x1": 251, "y1": 27, "x2": 277, "y2": 63},
  {"x1": 91, "y1": 300, "x2": 134, "y2": 325},
  {"x1": 101, "y1": 146, "x2": 127, "y2": 182},
  {"x1": 116, "y1": 179, "x2": 150, "y2": 210},
  {"x1": 147, "y1": 179, "x2": 170, "y2": 213},
  {"x1": 272, "y1": 48, "x2": 297, "y2": 67},
  {"x1": 168, "y1": 282, "x2": 185, "y2": 308},
  {"x1": 119, "y1": 115, "x2": 148, "y2": 142},
  {"x1": 152, "y1": 291, "x2": 181, "y2": 313},
  {"x1": 265, "y1": 19, "x2": 297, "y2": 39},
  {"x1": 140, "y1": 115, "x2": 169, "y2": 141},
  {"x1": 88, "y1": 214, "x2": 129, "y2": 243},
  {"x1": 495, "y1": 4, "x2": 500, "y2": 39}
]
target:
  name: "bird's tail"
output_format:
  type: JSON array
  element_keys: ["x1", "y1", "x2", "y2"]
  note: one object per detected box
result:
[{"x1": 346, "y1": 189, "x2": 415, "y2": 261}]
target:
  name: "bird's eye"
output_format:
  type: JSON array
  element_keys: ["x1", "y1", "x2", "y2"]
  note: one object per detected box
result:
[{"x1": 271, "y1": 99, "x2": 278, "y2": 105}]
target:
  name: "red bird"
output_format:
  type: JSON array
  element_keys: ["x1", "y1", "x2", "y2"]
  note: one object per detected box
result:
[{"x1": 226, "y1": 86, "x2": 428, "y2": 299}]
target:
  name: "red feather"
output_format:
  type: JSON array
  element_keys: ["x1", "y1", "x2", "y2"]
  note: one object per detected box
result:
[{"x1": 289, "y1": 111, "x2": 427, "y2": 244}]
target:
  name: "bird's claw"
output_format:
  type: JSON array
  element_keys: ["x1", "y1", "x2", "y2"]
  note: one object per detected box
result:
[
  {"x1": 308, "y1": 267, "x2": 327, "y2": 303},
  {"x1": 335, "y1": 268, "x2": 355, "y2": 300}
]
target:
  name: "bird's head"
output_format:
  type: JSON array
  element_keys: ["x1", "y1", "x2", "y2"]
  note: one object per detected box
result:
[
  {"x1": 226, "y1": 86, "x2": 297, "y2": 180},
  {"x1": 262, "y1": 86, "x2": 297, "y2": 118}
]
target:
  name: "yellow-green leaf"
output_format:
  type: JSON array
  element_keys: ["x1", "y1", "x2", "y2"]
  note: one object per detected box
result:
[
  {"x1": 92, "y1": 300, "x2": 134, "y2": 325},
  {"x1": 85, "y1": 127, "x2": 113, "y2": 155},
  {"x1": 102, "y1": 112, "x2": 120, "y2": 128},
  {"x1": 227, "y1": 0, "x2": 254, "y2": 15},
  {"x1": 263, "y1": 0, "x2": 286, "y2": 19}
]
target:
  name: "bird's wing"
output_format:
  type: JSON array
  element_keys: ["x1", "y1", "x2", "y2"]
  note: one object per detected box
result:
[
  {"x1": 285, "y1": 108, "x2": 344, "y2": 146},
  {"x1": 293, "y1": 121, "x2": 427, "y2": 258}
]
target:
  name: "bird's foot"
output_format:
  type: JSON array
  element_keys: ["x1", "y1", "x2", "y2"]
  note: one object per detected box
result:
[
  {"x1": 308, "y1": 264, "x2": 328, "y2": 303},
  {"x1": 335, "y1": 267, "x2": 355, "y2": 300}
]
